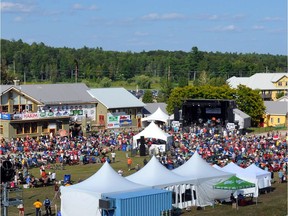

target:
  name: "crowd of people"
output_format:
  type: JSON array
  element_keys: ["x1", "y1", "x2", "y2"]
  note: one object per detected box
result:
[{"x1": 0, "y1": 123, "x2": 287, "y2": 215}]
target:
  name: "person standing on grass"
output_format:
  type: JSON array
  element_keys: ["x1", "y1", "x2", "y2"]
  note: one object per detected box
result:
[
  {"x1": 43, "y1": 197, "x2": 52, "y2": 216},
  {"x1": 17, "y1": 203, "x2": 24, "y2": 216},
  {"x1": 127, "y1": 157, "x2": 132, "y2": 171},
  {"x1": 33, "y1": 199, "x2": 42, "y2": 216},
  {"x1": 111, "y1": 151, "x2": 116, "y2": 163}
]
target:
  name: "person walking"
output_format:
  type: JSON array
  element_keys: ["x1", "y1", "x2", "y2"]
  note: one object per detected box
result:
[
  {"x1": 33, "y1": 199, "x2": 42, "y2": 216},
  {"x1": 43, "y1": 197, "x2": 52, "y2": 216}
]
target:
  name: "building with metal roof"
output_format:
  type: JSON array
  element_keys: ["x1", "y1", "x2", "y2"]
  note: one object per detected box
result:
[
  {"x1": 261, "y1": 101, "x2": 288, "y2": 127},
  {"x1": 227, "y1": 73, "x2": 288, "y2": 101},
  {"x1": 0, "y1": 83, "x2": 97, "y2": 139},
  {"x1": 88, "y1": 88, "x2": 145, "y2": 129}
]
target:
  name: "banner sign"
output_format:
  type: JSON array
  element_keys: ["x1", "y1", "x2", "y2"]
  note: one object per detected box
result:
[
  {"x1": 107, "y1": 113, "x2": 131, "y2": 128},
  {"x1": 1, "y1": 104, "x2": 96, "y2": 121},
  {"x1": 1, "y1": 113, "x2": 11, "y2": 120}
]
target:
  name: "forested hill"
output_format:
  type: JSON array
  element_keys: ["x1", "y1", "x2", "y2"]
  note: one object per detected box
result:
[{"x1": 1, "y1": 39, "x2": 287, "y2": 85}]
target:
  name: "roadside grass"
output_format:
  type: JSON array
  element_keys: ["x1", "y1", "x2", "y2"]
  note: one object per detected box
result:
[{"x1": 6, "y1": 150, "x2": 287, "y2": 216}]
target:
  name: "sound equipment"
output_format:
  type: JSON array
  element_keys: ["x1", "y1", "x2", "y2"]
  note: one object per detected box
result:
[
  {"x1": 139, "y1": 136, "x2": 146, "y2": 156},
  {"x1": 174, "y1": 107, "x2": 180, "y2": 121},
  {"x1": 1, "y1": 161, "x2": 15, "y2": 183}
]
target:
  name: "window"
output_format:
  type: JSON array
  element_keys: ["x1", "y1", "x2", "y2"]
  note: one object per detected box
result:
[
  {"x1": 42, "y1": 122, "x2": 48, "y2": 133},
  {"x1": 24, "y1": 123, "x2": 30, "y2": 133},
  {"x1": 16, "y1": 124, "x2": 22, "y2": 134},
  {"x1": 278, "y1": 82, "x2": 282, "y2": 86},
  {"x1": 0, "y1": 125, "x2": 3, "y2": 134},
  {"x1": 1, "y1": 106, "x2": 8, "y2": 112},
  {"x1": 31, "y1": 122, "x2": 37, "y2": 133},
  {"x1": 270, "y1": 118, "x2": 273, "y2": 123},
  {"x1": 56, "y1": 121, "x2": 63, "y2": 131},
  {"x1": 277, "y1": 118, "x2": 280, "y2": 124}
]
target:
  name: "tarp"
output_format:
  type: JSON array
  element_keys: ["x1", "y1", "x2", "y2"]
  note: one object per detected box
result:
[
  {"x1": 214, "y1": 176, "x2": 255, "y2": 190},
  {"x1": 141, "y1": 107, "x2": 169, "y2": 124},
  {"x1": 172, "y1": 151, "x2": 234, "y2": 207},
  {"x1": 60, "y1": 162, "x2": 148, "y2": 216},
  {"x1": 132, "y1": 121, "x2": 173, "y2": 149}
]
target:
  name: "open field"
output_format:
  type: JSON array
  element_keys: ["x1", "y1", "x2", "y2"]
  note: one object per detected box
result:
[{"x1": 5, "y1": 150, "x2": 288, "y2": 216}]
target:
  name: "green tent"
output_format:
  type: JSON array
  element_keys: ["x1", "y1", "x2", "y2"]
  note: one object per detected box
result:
[
  {"x1": 213, "y1": 176, "x2": 256, "y2": 209},
  {"x1": 213, "y1": 175, "x2": 255, "y2": 190}
]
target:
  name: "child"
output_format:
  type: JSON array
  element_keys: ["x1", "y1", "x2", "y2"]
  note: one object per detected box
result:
[{"x1": 17, "y1": 203, "x2": 24, "y2": 216}]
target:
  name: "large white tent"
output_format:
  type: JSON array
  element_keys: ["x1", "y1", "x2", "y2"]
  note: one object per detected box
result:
[
  {"x1": 172, "y1": 151, "x2": 234, "y2": 207},
  {"x1": 141, "y1": 107, "x2": 169, "y2": 124},
  {"x1": 132, "y1": 121, "x2": 173, "y2": 149},
  {"x1": 245, "y1": 164, "x2": 271, "y2": 189},
  {"x1": 60, "y1": 162, "x2": 148, "y2": 216},
  {"x1": 220, "y1": 162, "x2": 259, "y2": 197},
  {"x1": 126, "y1": 156, "x2": 197, "y2": 208}
]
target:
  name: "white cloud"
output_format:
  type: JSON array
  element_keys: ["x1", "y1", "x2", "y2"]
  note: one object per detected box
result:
[
  {"x1": 134, "y1": 31, "x2": 149, "y2": 36},
  {"x1": 72, "y1": 3, "x2": 98, "y2": 11},
  {"x1": 252, "y1": 25, "x2": 265, "y2": 30},
  {"x1": 14, "y1": 16, "x2": 23, "y2": 22},
  {"x1": 262, "y1": 17, "x2": 283, "y2": 22},
  {"x1": 0, "y1": 2, "x2": 34, "y2": 13},
  {"x1": 209, "y1": 25, "x2": 241, "y2": 32},
  {"x1": 141, "y1": 12, "x2": 185, "y2": 21},
  {"x1": 197, "y1": 14, "x2": 245, "y2": 21}
]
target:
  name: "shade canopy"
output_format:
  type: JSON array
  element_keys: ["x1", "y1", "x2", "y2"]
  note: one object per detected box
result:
[
  {"x1": 126, "y1": 156, "x2": 195, "y2": 187},
  {"x1": 132, "y1": 121, "x2": 173, "y2": 148},
  {"x1": 141, "y1": 107, "x2": 169, "y2": 123},
  {"x1": 214, "y1": 176, "x2": 255, "y2": 190}
]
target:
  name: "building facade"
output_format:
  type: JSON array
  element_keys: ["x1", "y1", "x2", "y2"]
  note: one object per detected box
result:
[
  {"x1": 227, "y1": 73, "x2": 288, "y2": 101},
  {"x1": 88, "y1": 88, "x2": 145, "y2": 129},
  {"x1": 0, "y1": 83, "x2": 97, "y2": 140}
]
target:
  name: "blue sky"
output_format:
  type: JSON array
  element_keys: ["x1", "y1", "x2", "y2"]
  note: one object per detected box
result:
[{"x1": 1, "y1": 0, "x2": 287, "y2": 55}]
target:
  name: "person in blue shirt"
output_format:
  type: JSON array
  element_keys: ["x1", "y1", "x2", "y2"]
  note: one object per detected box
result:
[{"x1": 43, "y1": 197, "x2": 52, "y2": 216}]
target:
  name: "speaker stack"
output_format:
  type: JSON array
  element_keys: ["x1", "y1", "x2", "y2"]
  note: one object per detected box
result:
[{"x1": 139, "y1": 136, "x2": 146, "y2": 156}]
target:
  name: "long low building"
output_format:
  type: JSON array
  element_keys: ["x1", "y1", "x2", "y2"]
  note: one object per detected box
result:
[
  {"x1": 0, "y1": 83, "x2": 97, "y2": 139},
  {"x1": 0, "y1": 83, "x2": 146, "y2": 139}
]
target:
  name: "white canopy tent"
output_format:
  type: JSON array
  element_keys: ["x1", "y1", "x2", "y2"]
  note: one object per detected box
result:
[
  {"x1": 141, "y1": 107, "x2": 169, "y2": 124},
  {"x1": 126, "y1": 156, "x2": 197, "y2": 208},
  {"x1": 221, "y1": 162, "x2": 259, "y2": 197},
  {"x1": 245, "y1": 164, "x2": 271, "y2": 189},
  {"x1": 60, "y1": 162, "x2": 148, "y2": 216},
  {"x1": 172, "y1": 151, "x2": 234, "y2": 207},
  {"x1": 132, "y1": 121, "x2": 173, "y2": 149}
]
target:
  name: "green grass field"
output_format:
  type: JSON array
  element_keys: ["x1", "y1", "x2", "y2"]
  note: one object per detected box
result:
[{"x1": 5, "y1": 150, "x2": 287, "y2": 216}]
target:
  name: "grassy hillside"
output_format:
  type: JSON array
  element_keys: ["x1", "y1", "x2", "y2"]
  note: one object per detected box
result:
[{"x1": 5, "y1": 149, "x2": 287, "y2": 216}]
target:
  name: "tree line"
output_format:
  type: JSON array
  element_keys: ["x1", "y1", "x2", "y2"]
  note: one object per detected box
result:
[{"x1": 1, "y1": 39, "x2": 286, "y2": 86}]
